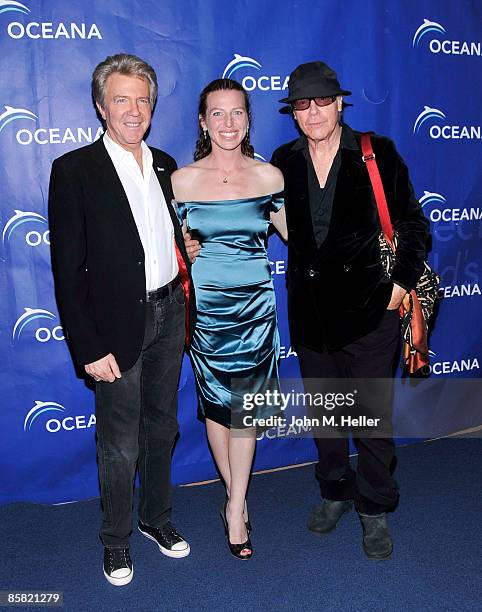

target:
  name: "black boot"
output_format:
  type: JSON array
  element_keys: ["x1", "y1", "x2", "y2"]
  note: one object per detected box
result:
[
  {"x1": 358, "y1": 512, "x2": 393, "y2": 559},
  {"x1": 307, "y1": 499, "x2": 353, "y2": 534}
]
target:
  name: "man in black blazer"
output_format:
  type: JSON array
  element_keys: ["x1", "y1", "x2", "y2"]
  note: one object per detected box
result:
[
  {"x1": 49, "y1": 54, "x2": 195, "y2": 585},
  {"x1": 271, "y1": 62, "x2": 429, "y2": 559}
]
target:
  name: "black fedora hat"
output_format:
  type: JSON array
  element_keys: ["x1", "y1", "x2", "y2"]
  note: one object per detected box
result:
[{"x1": 279, "y1": 61, "x2": 351, "y2": 104}]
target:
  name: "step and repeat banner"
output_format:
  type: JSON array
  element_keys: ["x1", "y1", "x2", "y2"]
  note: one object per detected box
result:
[{"x1": 1, "y1": 0, "x2": 481, "y2": 504}]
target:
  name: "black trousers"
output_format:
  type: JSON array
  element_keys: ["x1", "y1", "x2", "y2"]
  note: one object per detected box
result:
[
  {"x1": 95, "y1": 282, "x2": 185, "y2": 548},
  {"x1": 297, "y1": 309, "x2": 401, "y2": 514}
]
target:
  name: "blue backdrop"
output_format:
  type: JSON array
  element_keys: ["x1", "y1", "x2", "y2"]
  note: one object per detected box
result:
[{"x1": 1, "y1": 0, "x2": 481, "y2": 504}]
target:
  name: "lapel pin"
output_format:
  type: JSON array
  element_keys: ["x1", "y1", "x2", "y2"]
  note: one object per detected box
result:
[{"x1": 157, "y1": 167, "x2": 165, "y2": 172}]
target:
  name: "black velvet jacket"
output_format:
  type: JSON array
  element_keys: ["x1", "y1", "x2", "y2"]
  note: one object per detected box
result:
[{"x1": 271, "y1": 124, "x2": 429, "y2": 351}]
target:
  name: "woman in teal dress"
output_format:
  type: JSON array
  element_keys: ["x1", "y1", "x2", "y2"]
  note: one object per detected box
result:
[{"x1": 172, "y1": 78, "x2": 287, "y2": 559}]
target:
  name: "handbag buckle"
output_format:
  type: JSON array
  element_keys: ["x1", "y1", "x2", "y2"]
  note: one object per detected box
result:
[{"x1": 362, "y1": 152, "x2": 376, "y2": 162}]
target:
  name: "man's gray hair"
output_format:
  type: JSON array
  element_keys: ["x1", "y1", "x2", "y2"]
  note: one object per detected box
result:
[{"x1": 92, "y1": 53, "x2": 158, "y2": 109}]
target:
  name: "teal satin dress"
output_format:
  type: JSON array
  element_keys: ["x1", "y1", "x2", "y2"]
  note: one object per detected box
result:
[{"x1": 177, "y1": 194, "x2": 283, "y2": 427}]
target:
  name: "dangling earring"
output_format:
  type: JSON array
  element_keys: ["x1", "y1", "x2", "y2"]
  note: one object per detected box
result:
[
  {"x1": 245, "y1": 123, "x2": 250, "y2": 140},
  {"x1": 203, "y1": 129, "x2": 208, "y2": 140}
]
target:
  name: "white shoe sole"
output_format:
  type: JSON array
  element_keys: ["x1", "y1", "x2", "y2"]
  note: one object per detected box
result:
[
  {"x1": 103, "y1": 565, "x2": 134, "y2": 586},
  {"x1": 138, "y1": 527, "x2": 190, "y2": 558}
]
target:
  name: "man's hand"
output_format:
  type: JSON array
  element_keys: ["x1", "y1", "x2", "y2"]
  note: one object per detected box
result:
[
  {"x1": 387, "y1": 283, "x2": 407, "y2": 310},
  {"x1": 184, "y1": 232, "x2": 201, "y2": 263},
  {"x1": 85, "y1": 353, "x2": 121, "y2": 383}
]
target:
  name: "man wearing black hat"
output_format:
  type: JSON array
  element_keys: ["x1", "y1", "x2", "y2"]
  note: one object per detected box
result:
[{"x1": 271, "y1": 61, "x2": 429, "y2": 559}]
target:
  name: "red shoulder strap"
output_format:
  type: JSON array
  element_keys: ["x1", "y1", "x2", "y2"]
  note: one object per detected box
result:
[{"x1": 360, "y1": 132, "x2": 394, "y2": 244}]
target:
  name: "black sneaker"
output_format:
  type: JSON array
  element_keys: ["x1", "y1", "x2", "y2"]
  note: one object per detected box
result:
[
  {"x1": 138, "y1": 520, "x2": 190, "y2": 558},
  {"x1": 103, "y1": 547, "x2": 133, "y2": 586}
]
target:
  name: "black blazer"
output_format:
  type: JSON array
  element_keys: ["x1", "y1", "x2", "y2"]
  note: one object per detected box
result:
[
  {"x1": 271, "y1": 125, "x2": 429, "y2": 351},
  {"x1": 48, "y1": 137, "x2": 195, "y2": 371}
]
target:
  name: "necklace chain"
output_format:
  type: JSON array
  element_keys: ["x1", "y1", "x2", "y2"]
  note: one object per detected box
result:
[{"x1": 221, "y1": 166, "x2": 237, "y2": 184}]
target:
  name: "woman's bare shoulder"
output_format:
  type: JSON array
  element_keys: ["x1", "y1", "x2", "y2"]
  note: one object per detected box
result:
[
  {"x1": 171, "y1": 161, "x2": 203, "y2": 181},
  {"x1": 249, "y1": 160, "x2": 284, "y2": 193},
  {"x1": 171, "y1": 162, "x2": 206, "y2": 199}
]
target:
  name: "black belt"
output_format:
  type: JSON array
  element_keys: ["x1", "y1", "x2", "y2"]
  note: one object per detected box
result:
[{"x1": 147, "y1": 275, "x2": 181, "y2": 302}]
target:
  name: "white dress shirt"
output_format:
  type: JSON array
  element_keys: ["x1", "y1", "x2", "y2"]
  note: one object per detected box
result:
[{"x1": 103, "y1": 133, "x2": 178, "y2": 291}]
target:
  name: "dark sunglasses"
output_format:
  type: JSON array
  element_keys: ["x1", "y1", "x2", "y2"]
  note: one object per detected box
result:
[{"x1": 292, "y1": 96, "x2": 337, "y2": 111}]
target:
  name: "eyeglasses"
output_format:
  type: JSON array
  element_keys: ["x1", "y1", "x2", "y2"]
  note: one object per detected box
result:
[{"x1": 292, "y1": 96, "x2": 336, "y2": 111}]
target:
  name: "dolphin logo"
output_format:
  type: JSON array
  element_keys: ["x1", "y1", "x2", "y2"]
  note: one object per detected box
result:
[
  {"x1": 2, "y1": 210, "x2": 47, "y2": 244},
  {"x1": 0, "y1": 105, "x2": 38, "y2": 134},
  {"x1": 413, "y1": 106, "x2": 446, "y2": 134},
  {"x1": 12, "y1": 307, "x2": 56, "y2": 340},
  {"x1": 428, "y1": 350, "x2": 437, "y2": 357},
  {"x1": 24, "y1": 401, "x2": 65, "y2": 431},
  {"x1": 361, "y1": 88, "x2": 390, "y2": 105},
  {"x1": 413, "y1": 19, "x2": 446, "y2": 47},
  {"x1": 0, "y1": 0, "x2": 30, "y2": 15},
  {"x1": 222, "y1": 54, "x2": 262, "y2": 79},
  {"x1": 419, "y1": 191, "x2": 447, "y2": 208}
]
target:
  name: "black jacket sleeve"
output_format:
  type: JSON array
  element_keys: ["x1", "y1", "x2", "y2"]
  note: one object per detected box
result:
[
  {"x1": 48, "y1": 157, "x2": 107, "y2": 365},
  {"x1": 377, "y1": 137, "x2": 430, "y2": 291}
]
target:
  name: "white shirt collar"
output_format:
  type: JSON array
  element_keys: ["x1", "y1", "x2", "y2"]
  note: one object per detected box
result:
[{"x1": 103, "y1": 131, "x2": 152, "y2": 167}]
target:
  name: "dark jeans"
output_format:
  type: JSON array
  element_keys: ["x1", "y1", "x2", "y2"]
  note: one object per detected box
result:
[
  {"x1": 297, "y1": 309, "x2": 400, "y2": 515},
  {"x1": 95, "y1": 282, "x2": 185, "y2": 548}
]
